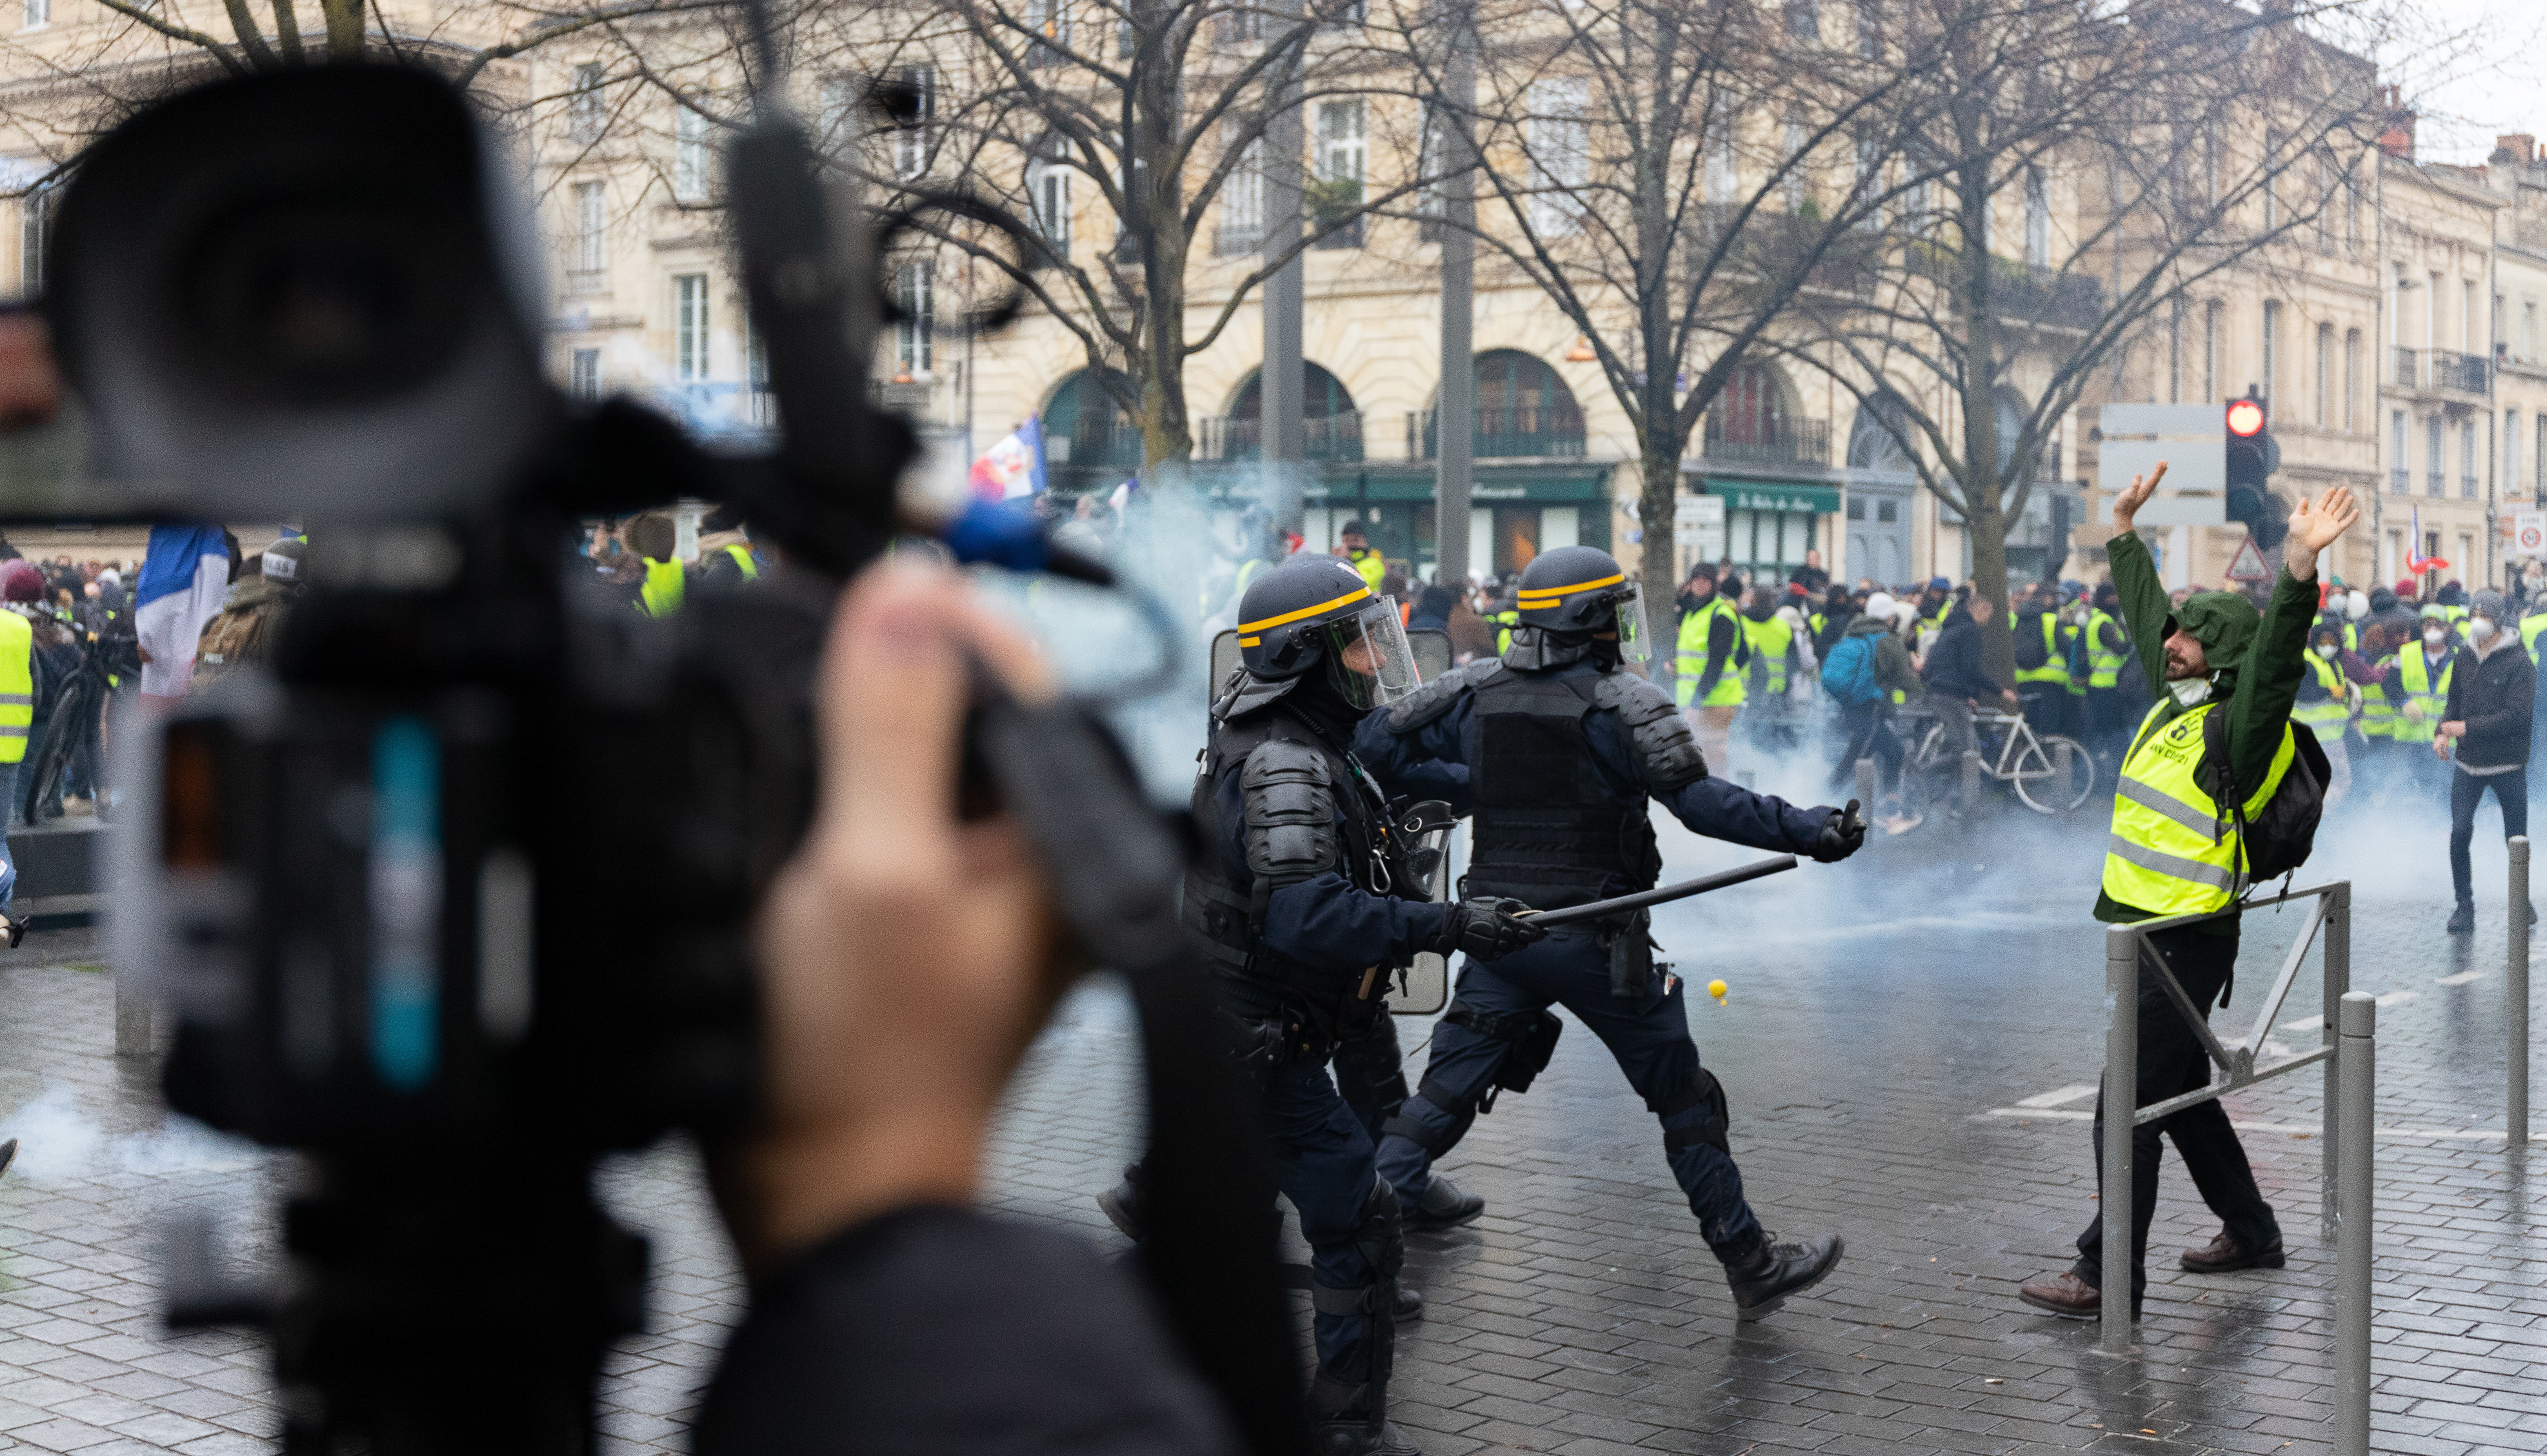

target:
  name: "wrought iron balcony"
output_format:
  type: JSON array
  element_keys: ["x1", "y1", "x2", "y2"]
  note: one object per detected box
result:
[
  {"x1": 2431, "y1": 351, "x2": 2492, "y2": 394},
  {"x1": 1700, "y1": 416, "x2": 1830, "y2": 468},
  {"x1": 1197, "y1": 411, "x2": 1364, "y2": 463},
  {"x1": 1411, "y1": 405, "x2": 1587, "y2": 459}
]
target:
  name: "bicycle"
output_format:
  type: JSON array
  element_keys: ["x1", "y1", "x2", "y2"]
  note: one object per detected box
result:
[
  {"x1": 22, "y1": 621, "x2": 139, "y2": 825},
  {"x1": 1893, "y1": 701, "x2": 2095, "y2": 818}
]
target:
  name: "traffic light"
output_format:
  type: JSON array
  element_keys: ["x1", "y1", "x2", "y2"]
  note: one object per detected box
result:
[{"x1": 2223, "y1": 390, "x2": 2284, "y2": 549}]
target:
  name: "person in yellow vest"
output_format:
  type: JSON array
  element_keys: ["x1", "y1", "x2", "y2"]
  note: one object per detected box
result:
[
  {"x1": 2349, "y1": 620, "x2": 2406, "y2": 790},
  {"x1": 2019, "y1": 470, "x2": 2359, "y2": 1322},
  {"x1": 1334, "y1": 520, "x2": 1387, "y2": 593},
  {"x1": 2393, "y1": 608, "x2": 2459, "y2": 795},
  {"x1": 694, "y1": 504, "x2": 763, "y2": 593},
  {"x1": 2524, "y1": 594, "x2": 2547, "y2": 769},
  {"x1": 2294, "y1": 621, "x2": 2356, "y2": 810},
  {"x1": 623, "y1": 512, "x2": 686, "y2": 619},
  {"x1": 2436, "y1": 590, "x2": 2535, "y2": 932},
  {"x1": 2012, "y1": 585, "x2": 2075, "y2": 740},
  {"x1": 1739, "y1": 587, "x2": 1793, "y2": 703},
  {"x1": 2080, "y1": 582, "x2": 2135, "y2": 784},
  {"x1": 0, "y1": 564, "x2": 34, "y2": 943},
  {"x1": 1674, "y1": 566, "x2": 1749, "y2": 771}
]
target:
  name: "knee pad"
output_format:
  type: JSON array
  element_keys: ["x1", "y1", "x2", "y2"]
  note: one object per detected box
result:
[{"x1": 1652, "y1": 1066, "x2": 1730, "y2": 1156}]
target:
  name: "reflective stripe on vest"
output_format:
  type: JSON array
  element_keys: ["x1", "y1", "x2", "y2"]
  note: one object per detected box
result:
[
  {"x1": 637, "y1": 558, "x2": 685, "y2": 618},
  {"x1": 725, "y1": 543, "x2": 761, "y2": 581},
  {"x1": 2292, "y1": 652, "x2": 2350, "y2": 742},
  {"x1": 2522, "y1": 611, "x2": 2547, "y2": 664},
  {"x1": 0, "y1": 611, "x2": 31, "y2": 765},
  {"x1": 2396, "y1": 646, "x2": 2452, "y2": 722},
  {"x1": 1742, "y1": 614, "x2": 1791, "y2": 696},
  {"x1": 1674, "y1": 597, "x2": 1747, "y2": 708},
  {"x1": 2357, "y1": 654, "x2": 2400, "y2": 737},
  {"x1": 2086, "y1": 610, "x2": 2125, "y2": 689},
  {"x1": 2015, "y1": 613, "x2": 2071, "y2": 686},
  {"x1": 2100, "y1": 699, "x2": 2297, "y2": 917},
  {"x1": 1493, "y1": 609, "x2": 1518, "y2": 655}
]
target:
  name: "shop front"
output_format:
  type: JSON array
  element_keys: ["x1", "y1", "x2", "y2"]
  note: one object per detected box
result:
[
  {"x1": 1695, "y1": 477, "x2": 1840, "y2": 588},
  {"x1": 1271, "y1": 462, "x2": 1616, "y2": 582}
]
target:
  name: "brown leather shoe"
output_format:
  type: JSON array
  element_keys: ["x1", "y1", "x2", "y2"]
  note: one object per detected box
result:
[
  {"x1": 2018, "y1": 1271, "x2": 2102, "y2": 1319},
  {"x1": 2180, "y1": 1230, "x2": 2285, "y2": 1273}
]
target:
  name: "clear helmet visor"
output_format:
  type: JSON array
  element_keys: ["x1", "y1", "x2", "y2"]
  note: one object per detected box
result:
[
  {"x1": 1612, "y1": 587, "x2": 1652, "y2": 662},
  {"x1": 1323, "y1": 598, "x2": 1420, "y2": 708}
]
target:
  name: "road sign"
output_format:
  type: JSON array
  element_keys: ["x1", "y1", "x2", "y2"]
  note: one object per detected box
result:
[
  {"x1": 2225, "y1": 536, "x2": 2271, "y2": 582},
  {"x1": 2518, "y1": 510, "x2": 2547, "y2": 559},
  {"x1": 2096, "y1": 403, "x2": 2225, "y2": 523},
  {"x1": 1676, "y1": 493, "x2": 1725, "y2": 563}
]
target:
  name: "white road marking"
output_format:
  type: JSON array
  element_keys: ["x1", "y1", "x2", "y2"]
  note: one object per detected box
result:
[
  {"x1": 1980, "y1": 1108, "x2": 2526, "y2": 1140},
  {"x1": 2014, "y1": 1083, "x2": 2102, "y2": 1110},
  {"x1": 2375, "y1": 990, "x2": 2420, "y2": 1007},
  {"x1": 2436, "y1": 970, "x2": 2487, "y2": 986}
]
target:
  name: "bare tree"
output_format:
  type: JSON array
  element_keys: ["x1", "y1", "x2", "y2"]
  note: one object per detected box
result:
[
  {"x1": 1374, "y1": 0, "x2": 1943, "y2": 692},
  {"x1": 1776, "y1": 0, "x2": 2383, "y2": 677}
]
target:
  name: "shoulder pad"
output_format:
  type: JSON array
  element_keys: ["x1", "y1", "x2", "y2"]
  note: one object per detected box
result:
[
  {"x1": 1595, "y1": 670, "x2": 1709, "y2": 791},
  {"x1": 1240, "y1": 738, "x2": 1341, "y2": 886},
  {"x1": 1387, "y1": 660, "x2": 1500, "y2": 732}
]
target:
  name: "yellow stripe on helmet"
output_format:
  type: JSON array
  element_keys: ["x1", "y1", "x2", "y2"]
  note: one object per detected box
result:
[
  {"x1": 1516, "y1": 572, "x2": 1626, "y2": 603},
  {"x1": 1238, "y1": 636, "x2": 1261, "y2": 646},
  {"x1": 1238, "y1": 586, "x2": 1372, "y2": 633}
]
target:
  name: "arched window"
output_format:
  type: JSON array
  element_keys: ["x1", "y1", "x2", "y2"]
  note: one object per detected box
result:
[
  {"x1": 1222, "y1": 364, "x2": 1362, "y2": 461},
  {"x1": 1845, "y1": 393, "x2": 1913, "y2": 475},
  {"x1": 1044, "y1": 369, "x2": 1142, "y2": 471},
  {"x1": 1709, "y1": 363, "x2": 1788, "y2": 450},
  {"x1": 1471, "y1": 350, "x2": 1583, "y2": 457}
]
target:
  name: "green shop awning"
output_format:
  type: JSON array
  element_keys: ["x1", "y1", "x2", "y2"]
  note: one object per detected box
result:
[{"x1": 1702, "y1": 478, "x2": 1840, "y2": 514}]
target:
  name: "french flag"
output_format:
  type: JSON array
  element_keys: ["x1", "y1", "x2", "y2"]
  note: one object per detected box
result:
[{"x1": 135, "y1": 524, "x2": 231, "y2": 701}]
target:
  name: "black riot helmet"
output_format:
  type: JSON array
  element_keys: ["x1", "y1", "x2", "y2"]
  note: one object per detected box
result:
[
  {"x1": 1234, "y1": 557, "x2": 1419, "y2": 709},
  {"x1": 1511, "y1": 546, "x2": 1651, "y2": 662}
]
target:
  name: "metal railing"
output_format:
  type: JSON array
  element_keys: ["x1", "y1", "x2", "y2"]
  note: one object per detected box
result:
[
  {"x1": 2095, "y1": 881, "x2": 2371, "y2": 1456},
  {"x1": 2428, "y1": 471, "x2": 2446, "y2": 496},
  {"x1": 1700, "y1": 416, "x2": 1831, "y2": 467},
  {"x1": 1409, "y1": 405, "x2": 1587, "y2": 459},
  {"x1": 1195, "y1": 411, "x2": 1365, "y2": 463},
  {"x1": 2393, "y1": 346, "x2": 2418, "y2": 388},
  {"x1": 2390, "y1": 468, "x2": 2411, "y2": 495},
  {"x1": 2431, "y1": 350, "x2": 2492, "y2": 394},
  {"x1": 2464, "y1": 473, "x2": 2480, "y2": 499}
]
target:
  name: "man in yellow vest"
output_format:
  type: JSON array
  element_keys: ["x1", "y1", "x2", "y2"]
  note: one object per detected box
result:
[
  {"x1": 624, "y1": 512, "x2": 686, "y2": 619},
  {"x1": 0, "y1": 573, "x2": 32, "y2": 943},
  {"x1": 1739, "y1": 588, "x2": 1793, "y2": 703},
  {"x1": 2019, "y1": 471, "x2": 2359, "y2": 1323},
  {"x1": 1335, "y1": 520, "x2": 1387, "y2": 593},
  {"x1": 1674, "y1": 565, "x2": 1749, "y2": 771},
  {"x1": 2393, "y1": 608, "x2": 2458, "y2": 795},
  {"x1": 2012, "y1": 585, "x2": 2075, "y2": 740},
  {"x1": 2294, "y1": 621, "x2": 2356, "y2": 809}
]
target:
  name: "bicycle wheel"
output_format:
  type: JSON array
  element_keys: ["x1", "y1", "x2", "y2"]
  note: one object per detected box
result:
[
  {"x1": 2009, "y1": 733, "x2": 2097, "y2": 814},
  {"x1": 20, "y1": 678, "x2": 96, "y2": 825}
]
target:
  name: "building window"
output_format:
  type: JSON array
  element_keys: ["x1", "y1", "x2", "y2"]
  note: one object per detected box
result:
[
  {"x1": 674, "y1": 274, "x2": 709, "y2": 382},
  {"x1": 818, "y1": 75, "x2": 856, "y2": 151},
  {"x1": 571, "y1": 181, "x2": 606, "y2": 284},
  {"x1": 2262, "y1": 128, "x2": 2280, "y2": 231},
  {"x1": 20, "y1": 0, "x2": 45, "y2": 29},
  {"x1": 569, "y1": 348, "x2": 601, "y2": 400},
  {"x1": 2427, "y1": 413, "x2": 2444, "y2": 496},
  {"x1": 673, "y1": 106, "x2": 713, "y2": 203},
  {"x1": 2023, "y1": 170, "x2": 2049, "y2": 267},
  {"x1": 2167, "y1": 298, "x2": 2183, "y2": 402},
  {"x1": 1531, "y1": 81, "x2": 1589, "y2": 236},
  {"x1": 2427, "y1": 273, "x2": 2440, "y2": 350},
  {"x1": 569, "y1": 62, "x2": 605, "y2": 144},
  {"x1": 2538, "y1": 415, "x2": 2546, "y2": 497},
  {"x1": 2510, "y1": 411, "x2": 2523, "y2": 500},
  {"x1": 2260, "y1": 300, "x2": 2278, "y2": 406},
  {"x1": 2464, "y1": 278, "x2": 2478, "y2": 354},
  {"x1": 893, "y1": 65, "x2": 935, "y2": 178},
  {"x1": 2344, "y1": 328, "x2": 2359, "y2": 432},
  {"x1": 1029, "y1": 162, "x2": 1071, "y2": 251},
  {"x1": 1220, "y1": 127, "x2": 1265, "y2": 253},
  {"x1": 1854, "y1": 0, "x2": 1879, "y2": 58},
  {"x1": 1314, "y1": 99, "x2": 1368, "y2": 246},
  {"x1": 2463, "y1": 419, "x2": 2478, "y2": 498},
  {"x1": 1705, "y1": 106, "x2": 1739, "y2": 205},
  {"x1": 1779, "y1": 114, "x2": 1808, "y2": 213},
  {"x1": 894, "y1": 261, "x2": 933, "y2": 375},
  {"x1": 2314, "y1": 323, "x2": 2330, "y2": 426},
  {"x1": 2202, "y1": 300, "x2": 2219, "y2": 402},
  {"x1": 1784, "y1": 0, "x2": 1817, "y2": 41},
  {"x1": 1026, "y1": 0, "x2": 1069, "y2": 66},
  {"x1": 2391, "y1": 410, "x2": 2406, "y2": 493},
  {"x1": 18, "y1": 182, "x2": 49, "y2": 294}
]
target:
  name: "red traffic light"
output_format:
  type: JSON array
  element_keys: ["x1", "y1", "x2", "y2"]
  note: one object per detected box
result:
[{"x1": 2225, "y1": 398, "x2": 2266, "y2": 438}]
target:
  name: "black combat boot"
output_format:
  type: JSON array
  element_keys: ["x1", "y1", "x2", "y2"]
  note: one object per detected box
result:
[
  {"x1": 1096, "y1": 1163, "x2": 1145, "y2": 1242},
  {"x1": 1310, "y1": 1377, "x2": 1419, "y2": 1456},
  {"x1": 1725, "y1": 1231, "x2": 1844, "y2": 1319},
  {"x1": 1405, "y1": 1172, "x2": 1485, "y2": 1232}
]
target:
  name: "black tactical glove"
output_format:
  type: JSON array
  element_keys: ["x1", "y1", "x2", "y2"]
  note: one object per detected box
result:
[
  {"x1": 1809, "y1": 799, "x2": 1867, "y2": 863},
  {"x1": 1437, "y1": 897, "x2": 1547, "y2": 961}
]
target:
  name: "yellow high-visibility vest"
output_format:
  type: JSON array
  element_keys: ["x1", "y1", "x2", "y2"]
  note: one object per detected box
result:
[
  {"x1": 724, "y1": 543, "x2": 761, "y2": 581},
  {"x1": 2358, "y1": 654, "x2": 2400, "y2": 739},
  {"x1": 2396, "y1": 646, "x2": 2452, "y2": 725},
  {"x1": 1742, "y1": 613, "x2": 1792, "y2": 697},
  {"x1": 2291, "y1": 652, "x2": 2350, "y2": 743},
  {"x1": 637, "y1": 558, "x2": 686, "y2": 619},
  {"x1": 0, "y1": 611, "x2": 29, "y2": 765},
  {"x1": 2101, "y1": 699, "x2": 2298, "y2": 917},
  {"x1": 2015, "y1": 613, "x2": 2071, "y2": 688},
  {"x1": 2520, "y1": 610, "x2": 2547, "y2": 663},
  {"x1": 1674, "y1": 597, "x2": 1747, "y2": 709},
  {"x1": 2086, "y1": 610, "x2": 2126, "y2": 689}
]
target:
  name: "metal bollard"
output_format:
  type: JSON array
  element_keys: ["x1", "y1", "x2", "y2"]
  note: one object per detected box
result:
[
  {"x1": 1855, "y1": 757, "x2": 1877, "y2": 816},
  {"x1": 2323, "y1": 883, "x2": 2351, "y2": 1236},
  {"x1": 114, "y1": 980, "x2": 150, "y2": 1057},
  {"x1": 1960, "y1": 749, "x2": 1982, "y2": 832},
  {"x1": 2100, "y1": 924, "x2": 2138, "y2": 1354},
  {"x1": 2054, "y1": 739, "x2": 2074, "y2": 829},
  {"x1": 2514, "y1": 836, "x2": 2530, "y2": 1148},
  {"x1": 2335, "y1": 990, "x2": 2375, "y2": 1456}
]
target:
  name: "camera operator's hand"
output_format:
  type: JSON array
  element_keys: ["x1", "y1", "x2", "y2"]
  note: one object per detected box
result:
[
  {"x1": 0, "y1": 313, "x2": 59, "y2": 428},
  {"x1": 731, "y1": 563, "x2": 1061, "y2": 1271},
  {"x1": 1438, "y1": 897, "x2": 1546, "y2": 961}
]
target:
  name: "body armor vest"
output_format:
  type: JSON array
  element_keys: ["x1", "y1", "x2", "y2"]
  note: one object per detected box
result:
[
  {"x1": 1464, "y1": 671, "x2": 1660, "y2": 910},
  {"x1": 1182, "y1": 705, "x2": 1402, "y2": 1021}
]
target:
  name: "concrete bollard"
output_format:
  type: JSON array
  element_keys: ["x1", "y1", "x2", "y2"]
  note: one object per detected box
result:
[
  {"x1": 114, "y1": 982, "x2": 150, "y2": 1057},
  {"x1": 2100, "y1": 924, "x2": 2138, "y2": 1354},
  {"x1": 2054, "y1": 739, "x2": 2074, "y2": 829},
  {"x1": 1960, "y1": 749, "x2": 1982, "y2": 833},
  {"x1": 2336, "y1": 991, "x2": 2375, "y2": 1456},
  {"x1": 1854, "y1": 757, "x2": 1877, "y2": 817},
  {"x1": 2322, "y1": 883, "x2": 2351, "y2": 1236},
  {"x1": 2514, "y1": 837, "x2": 2530, "y2": 1148}
]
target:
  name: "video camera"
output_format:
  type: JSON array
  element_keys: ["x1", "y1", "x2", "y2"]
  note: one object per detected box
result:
[{"x1": 32, "y1": 55, "x2": 1300, "y2": 1456}]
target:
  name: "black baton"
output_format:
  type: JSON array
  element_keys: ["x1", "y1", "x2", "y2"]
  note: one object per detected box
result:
[{"x1": 1515, "y1": 855, "x2": 1799, "y2": 929}]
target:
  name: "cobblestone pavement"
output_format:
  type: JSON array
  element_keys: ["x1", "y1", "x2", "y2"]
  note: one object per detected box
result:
[{"x1": 5, "y1": 787, "x2": 2547, "y2": 1455}]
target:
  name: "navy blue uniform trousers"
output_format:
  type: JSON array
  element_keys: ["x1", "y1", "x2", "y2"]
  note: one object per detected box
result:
[
  {"x1": 1256, "y1": 1053, "x2": 1383, "y2": 1382},
  {"x1": 1372, "y1": 928, "x2": 1765, "y2": 1264}
]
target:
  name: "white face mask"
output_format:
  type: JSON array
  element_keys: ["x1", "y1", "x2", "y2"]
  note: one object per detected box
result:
[
  {"x1": 2425, "y1": 627, "x2": 2449, "y2": 647},
  {"x1": 2470, "y1": 618, "x2": 2498, "y2": 644},
  {"x1": 2314, "y1": 642, "x2": 2339, "y2": 659},
  {"x1": 2169, "y1": 675, "x2": 2214, "y2": 708}
]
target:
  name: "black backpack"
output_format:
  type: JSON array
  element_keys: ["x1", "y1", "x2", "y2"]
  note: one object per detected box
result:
[{"x1": 2201, "y1": 710, "x2": 2330, "y2": 885}]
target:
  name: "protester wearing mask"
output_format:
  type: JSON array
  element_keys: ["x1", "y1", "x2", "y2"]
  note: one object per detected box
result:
[
  {"x1": 2294, "y1": 623, "x2": 2357, "y2": 810},
  {"x1": 2394, "y1": 608, "x2": 2459, "y2": 794},
  {"x1": 2436, "y1": 591, "x2": 2536, "y2": 933}
]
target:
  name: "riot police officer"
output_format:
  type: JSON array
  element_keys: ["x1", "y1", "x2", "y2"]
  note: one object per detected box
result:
[
  {"x1": 1180, "y1": 557, "x2": 1546, "y2": 1455},
  {"x1": 1354, "y1": 546, "x2": 1867, "y2": 1319}
]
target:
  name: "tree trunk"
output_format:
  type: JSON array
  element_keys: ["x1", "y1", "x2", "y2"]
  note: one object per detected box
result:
[
  {"x1": 1637, "y1": 440, "x2": 1681, "y2": 693},
  {"x1": 1956, "y1": 166, "x2": 2015, "y2": 688}
]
